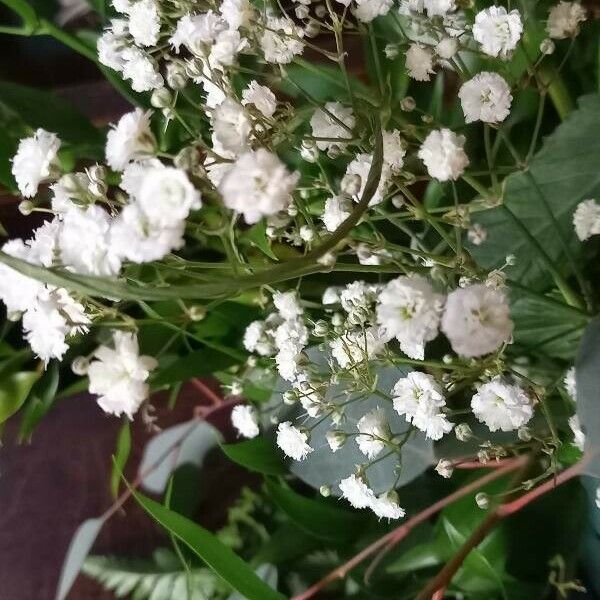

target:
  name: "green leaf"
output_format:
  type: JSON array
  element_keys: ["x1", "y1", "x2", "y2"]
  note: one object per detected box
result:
[
  {"x1": 56, "y1": 517, "x2": 106, "y2": 600},
  {"x1": 111, "y1": 420, "x2": 131, "y2": 499},
  {"x1": 222, "y1": 437, "x2": 286, "y2": 475},
  {"x1": 0, "y1": 0, "x2": 38, "y2": 30},
  {"x1": 242, "y1": 221, "x2": 278, "y2": 261},
  {"x1": 18, "y1": 361, "x2": 59, "y2": 442},
  {"x1": 266, "y1": 480, "x2": 366, "y2": 542},
  {"x1": 132, "y1": 491, "x2": 287, "y2": 600},
  {"x1": 469, "y1": 94, "x2": 600, "y2": 290},
  {"x1": 0, "y1": 81, "x2": 102, "y2": 146},
  {"x1": 152, "y1": 348, "x2": 240, "y2": 387},
  {"x1": 0, "y1": 371, "x2": 40, "y2": 424}
]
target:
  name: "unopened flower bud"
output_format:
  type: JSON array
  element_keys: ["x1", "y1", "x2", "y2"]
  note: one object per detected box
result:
[
  {"x1": 435, "y1": 458, "x2": 454, "y2": 478},
  {"x1": 166, "y1": 61, "x2": 188, "y2": 90},
  {"x1": 283, "y1": 390, "x2": 296, "y2": 405},
  {"x1": 505, "y1": 254, "x2": 516, "y2": 266},
  {"x1": 305, "y1": 19, "x2": 320, "y2": 37},
  {"x1": 384, "y1": 44, "x2": 399, "y2": 59},
  {"x1": 151, "y1": 87, "x2": 173, "y2": 109},
  {"x1": 300, "y1": 225, "x2": 314, "y2": 242},
  {"x1": 540, "y1": 38, "x2": 555, "y2": 55},
  {"x1": 391, "y1": 194, "x2": 405, "y2": 209},
  {"x1": 400, "y1": 96, "x2": 416, "y2": 112},
  {"x1": 475, "y1": 492, "x2": 489, "y2": 509},
  {"x1": 313, "y1": 320, "x2": 328, "y2": 337},
  {"x1": 455, "y1": 422, "x2": 473, "y2": 442},
  {"x1": 518, "y1": 426, "x2": 532, "y2": 442},
  {"x1": 326, "y1": 430, "x2": 346, "y2": 451},
  {"x1": 295, "y1": 4, "x2": 309, "y2": 18},
  {"x1": 18, "y1": 200, "x2": 34, "y2": 215},
  {"x1": 326, "y1": 144, "x2": 341, "y2": 159},
  {"x1": 287, "y1": 204, "x2": 298, "y2": 217},
  {"x1": 71, "y1": 356, "x2": 89, "y2": 375},
  {"x1": 436, "y1": 37, "x2": 459, "y2": 59},
  {"x1": 300, "y1": 144, "x2": 318, "y2": 163},
  {"x1": 188, "y1": 305, "x2": 206, "y2": 321},
  {"x1": 341, "y1": 173, "x2": 361, "y2": 196},
  {"x1": 162, "y1": 107, "x2": 176, "y2": 121},
  {"x1": 320, "y1": 484, "x2": 331, "y2": 497},
  {"x1": 317, "y1": 251, "x2": 336, "y2": 268}
]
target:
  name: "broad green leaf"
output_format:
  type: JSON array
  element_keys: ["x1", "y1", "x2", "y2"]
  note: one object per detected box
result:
[
  {"x1": 242, "y1": 221, "x2": 278, "y2": 261},
  {"x1": 152, "y1": 348, "x2": 240, "y2": 387},
  {"x1": 111, "y1": 420, "x2": 131, "y2": 499},
  {"x1": 227, "y1": 564, "x2": 278, "y2": 600},
  {"x1": 0, "y1": 371, "x2": 40, "y2": 424},
  {"x1": 56, "y1": 517, "x2": 105, "y2": 600},
  {"x1": 132, "y1": 492, "x2": 287, "y2": 600},
  {"x1": 469, "y1": 94, "x2": 600, "y2": 290},
  {"x1": 139, "y1": 420, "x2": 223, "y2": 494},
  {"x1": 386, "y1": 538, "x2": 447, "y2": 574},
  {"x1": 576, "y1": 316, "x2": 600, "y2": 476},
  {"x1": 221, "y1": 437, "x2": 286, "y2": 476},
  {"x1": 266, "y1": 480, "x2": 366, "y2": 542},
  {"x1": 18, "y1": 361, "x2": 59, "y2": 442}
]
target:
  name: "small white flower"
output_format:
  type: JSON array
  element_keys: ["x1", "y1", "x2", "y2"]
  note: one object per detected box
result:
[
  {"x1": 112, "y1": 0, "x2": 131, "y2": 13},
  {"x1": 11, "y1": 129, "x2": 61, "y2": 197},
  {"x1": 260, "y1": 16, "x2": 304, "y2": 64},
  {"x1": 128, "y1": 0, "x2": 160, "y2": 47},
  {"x1": 418, "y1": 129, "x2": 469, "y2": 182},
  {"x1": 231, "y1": 404, "x2": 260, "y2": 438},
  {"x1": 371, "y1": 491, "x2": 405, "y2": 520},
  {"x1": 356, "y1": 408, "x2": 390, "y2": 459},
  {"x1": 435, "y1": 37, "x2": 458, "y2": 59},
  {"x1": 170, "y1": 12, "x2": 225, "y2": 54},
  {"x1": 391, "y1": 371, "x2": 453, "y2": 440},
  {"x1": 59, "y1": 205, "x2": 121, "y2": 276},
  {"x1": 273, "y1": 290, "x2": 303, "y2": 319},
  {"x1": 276, "y1": 421, "x2": 313, "y2": 460},
  {"x1": 441, "y1": 284, "x2": 513, "y2": 357},
  {"x1": 471, "y1": 377, "x2": 533, "y2": 432},
  {"x1": 376, "y1": 275, "x2": 444, "y2": 360},
  {"x1": 323, "y1": 286, "x2": 341, "y2": 305},
  {"x1": 211, "y1": 99, "x2": 251, "y2": 155},
  {"x1": 310, "y1": 102, "x2": 355, "y2": 151},
  {"x1": 219, "y1": 149, "x2": 299, "y2": 224},
  {"x1": 106, "y1": 109, "x2": 156, "y2": 171},
  {"x1": 423, "y1": 0, "x2": 455, "y2": 17},
  {"x1": 242, "y1": 80, "x2": 277, "y2": 118},
  {"x1": 353, "y1": 0, "x2": 393, "y2": 22},
  {"x1": 121, "y1": 47, "x2": 164, "y2": 92},
  {"x1": 330, "y1": 327, "x2": 384, "y2": 369},
  {"x1": 209, "y1": 29, "x2": 248, "y2": 69},
  {"x1": 243, "y1": 320, "x2": 276, "y2": 356},
  {"x1": 458, "y1": 72, "x2": 512, "y2": 123},
  {"x1": 27, "y1": 219, "x2": 60, "y2": 267},
  {"x1": 564, "y1": 367, "x2": 577, "y2": 401},
  {"x1": 344, "y1": 153, "x2": 391, "y2": 206},
  {"x1": 468, "y1": 223, "x2": 488, "y2": 246},
  {"x1": 405, "y1": 43, "x2": 435, "y2": 81},
  {"x1": 220, "y1": 0, "x2": 254, "y2": 29},
  {"x1": 88, "y1": 331, "x2": 158, "y2": 418},
  {"x1": 98, "y1": 28, "x2": 128, "y2": 72},
  {"x1": 435, "y1": 458, "x2": 454, "y2": 478},
  {"x1": 339, "y1": 474, "x2": 375, "y2": 509},
  {"x1": 573, "y1": 199, "x2": 600, "y2": 241},
  {"x1": 547, "y1": 1, "x2": 586, "y2": 39},
  {"x1": 322, "y1": 195, "x2": 352, "y2": 232},
  {"x1": 568, "y1": 414, "x2": 585, "y2": 451},
  {"x1": 473, "y1": 7, "x2": 523, "y2": 59},
  {"x1": 326, "y1": 430, "x2": 346, "y2": 451},
  {"x1": 382, "y1": 129, "x2": 406, "y2": 174}
]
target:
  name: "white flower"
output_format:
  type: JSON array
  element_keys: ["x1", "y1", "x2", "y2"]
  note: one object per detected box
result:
[
  {"x1": 382, "y1": 129, "x2": 406, "y2": 174},
  {"x1": 441, "y1": 284, "x2": 513, "y2": 357},
  {"x1": 330, "y1": 327, "x2": 384, "y2": 369},
  {"x1": 220, "y1": 0, "x2": 254, "y2": 29},
  {"x1": 59, "y1": 205, "x2": 121, "y2": 276},
  {"x1": 274, "y1": 317, "x2": 308, "y2": 356},
  {"x1": 11, "y1": 129, "x2": 61, "y2": 198},
  {"x1": 231, "y1": 404, "x2": 260, "y2": 438},
  {"x1": 376, "y1": 275, "x2": 444, "y2": 360},
  {"x1": 110, "y1": 203, "x2": 185, "y2": 263},
  {"x1": 471, "y1": 377, "x2": 533, "y2": 432},
  {"x1": 405, "y1": 43, "x2": 435, "y2": 81},
  {"x1": 322, "y1": 195, "x2": 352, "y2": 232},
  {"x1": 323, "y1": 286, "x2": 341, "y2": 305},
  {"x1": 435, "y1": 458, "x2": 454, "y2": 478},
  {"x1": 98, "y1": 29, "x2": 127, "y2": 72},
  {"x1": 243, "y1": 320, "x2": 276, "y2": 356},
  {"x1": 106, "y1": 109, "x2": 156, "y2": 171},
  {"x1": 0, "y1": 240, "x2": 44, "y2": 315},
  {"x1": 564, "y1": 367, "x2": 577, "y2": 401},
  {"x1": 371, "y1": 491, "x2": 405, "y2": 520},
  {"x1": 573, "y1": 199, "x2": 600, "y2": 241},
  {"x1": 310, "y1": 102, "x2": 355, "y2": 151},
  {"x1": 128, "y1": 0, "x2": 160, "y2": 47},
  {"x1": 459, "y1": 72, "x2": 512, "y2": 123},
  {"x1": 568, "y1": 414, "x2": 585, "y2": 451},
  {"x1": 468, "y1": 223, "x2": 488, "y2": 246},
  {"x1": 391, "y1": 371, "x2": 453, "y2": 440},
  {"x1": 357, "y1": 243, "x2": 391, "y2": 266},
  {"x1": 209, "y1": 29, "x2": 248, "y2": 69},
  {"x1": 344, "y1": 153, "x2": 390, "y2": 206},
  {"x1": 326, "y1": 430, "x2": 346, "y2": 451},
  {"x1": 435, "y1": 37, "x2": 458, "y2": 59},
  {"x1": 547, "y1": 1, "x2": 586, "y2": 39},
  {"x1": 170, "y1": 12, "x2": 225, "y2": 54},
  {"x1": 340, "y1": 280, "x2": 378, "y2": 325},
  {"x1": 260, "y1": 16, "x2": 304, "y2": 64},
  {"x1": 276, "y1": 421, "x2": 313, "y2": 460},
  {"x1": 242, "y1": 80, "x2": 277, "y2": 118},
  {"x1": 357, "y1": 408, "x2": 389, "y2": 459},
  {"x1": 219, "y1": 149, "x2": 299, "y2": 224},
  {"x1": 273, "y1": 290, "x2": 303, "y2": 319},
  {"x1": 418, "y1": 129, "x2": 469, "y2": 181},
  {"x1": 473, "y1": 7, "x2": 522, "y2": 59},
  {"x1": 121, "y1": 47, "x2": 164, "y2": 92},
  {"x1": 211, "y1": 99, "x2": 251, "y2": 155},
  {"x1": 423, "y1": 0, "x2": 455, "y2": 17},
  {"x1": 88, "y1": 331, "x2": 157, "y2": 418},
  {"x1": 27, "y1": 218, "x2": 60, "y2": 267},
  {"x1": 129, "y1": 164, "x2": 201, "y2": 227},
  {"x1": 275, "y1": 347, "x2": 302, "y2": 381},
  {"x1": 339, "y1": 474, "x2": 375, "y2": 509},
  {"x1": 353, "y1": 0, "x2": 393, "y2": 22},
  {"x1": 22, "y1": 288, "x2": 89, "y2": 363},
  {"x1": 112, "y1": 0, "x2": 131, "y2": 13}
]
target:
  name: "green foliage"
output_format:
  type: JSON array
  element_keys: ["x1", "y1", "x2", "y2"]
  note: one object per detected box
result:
[
  {"x1": 0, "y1": 370, "x2": 39, "y2": 424},
  {"x1": 83, "y1": 549, "x2": 229, "y2": 600},
  {"x1": 111, "y1": 420, "x2": 132, "y2": 499},
  {"x1": 221, "y1": 437, "x2": 286, "y2": 476}
]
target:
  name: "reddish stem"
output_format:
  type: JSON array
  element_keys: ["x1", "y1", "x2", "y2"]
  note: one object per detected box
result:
[
  {"x1": 432, "y1": 588, "x2": 445, "y2": 600},
  {"x1": 190, "y1": 378, "x2": 223, "y2": 406},
  {"x1": 291, "y1": 457, "x2": 527, "y2": 600},
  {"x1": 453, "y1": 458, "x2": 520, "y2": 470}
]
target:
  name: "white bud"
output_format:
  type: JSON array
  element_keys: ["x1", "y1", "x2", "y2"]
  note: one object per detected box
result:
[
  {"x1": 341, "y1": 173, "x2": 361, "y2": 196},
  {"x1": 326, "y1": 430, "x2": 346, "y2": 451},
  {"x1": 517, "y1": 426, "x2": 532, "y2": 442},
  {"x1": 435, "y1": 458, "x2": 454, "y2": 478},
  {"x1": 384, "y1": 44, "x2": 399, "y2": 59},
  {"x1": 400, "y1": 96, "x2": 416, "y2": 112},
  {"x1": 540, "y1": 38, "x2": 555, "y2": 55},
  {"x1": 312, "y1": 320, "x2": 328, "y2": 337},
  {"x1": 320, "y1": 484, "x2": 331, "y2": 497},
  {"x1": 18, "y1": 200, "x2": 34, "y2": 215},
  {"x1": 300, "y1": 225, "x2": 314, "y2": 242},
  {"x1": 188, "y1": 305, "x2": 206, "y2": 321},
  {"x1": 475, "y1": 492, "x2": 489, "y2": 509},
  {"x1": 317, "y1": 252, "x2": 336, "y2": 268},
  {"x1": 151, "y1": 87, "x2": 173, "y2": 109},
  {"x1": 326, "y1": 144, "x2": 341, "y2": 159},
  {"x1": 300, "y1": 144, "x2": 318, "y2": 163},
  {"x1": 287, "y1": 204, "x2": 298, "y2": 217},
  {"x1": 295, "y1": 4, "x2": 309, "y2": 18},
  {"x1": 391, "y1": 194, "x2": 405, "y2": 209},
  {"x1": 305, "y1": 19, "x2": 320, "y2": 37},
  {"x1": 505, "y1": 254, "x2": 516, "y2": 266},
  {"x1": 455, "y1": 422, "x2": 472, "y2": 442},
  {"x1": 71, "y1": 356, "x2": 89, "y2": 375}
]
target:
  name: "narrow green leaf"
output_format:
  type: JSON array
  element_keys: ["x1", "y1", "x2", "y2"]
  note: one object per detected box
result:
[
  {"x1": 221, "y1": 437, "x2": 286, "y2": 476},
  {"x1": 0, "y1": 371, "x2": 40, "y2": 424},
  {"x1": 266, "y1": 480, "x2": 365, "y2": 542},
  {"x1": 111, "y1": 420, "x2": 131, "y2": 499},
  {"x1": 132, "y1": 491, "x2": 287, "y2": 600},
  {"x1": 243, "y1": 221, "x2": 278, "y2": 261},
  {"x1": 0, "y1": 0, "x2": 38, "y2": 30}
]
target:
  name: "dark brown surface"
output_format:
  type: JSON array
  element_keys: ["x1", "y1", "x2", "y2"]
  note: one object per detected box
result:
[{"x1": 0, "y1": 381, "x2": 247, "y2": 600}]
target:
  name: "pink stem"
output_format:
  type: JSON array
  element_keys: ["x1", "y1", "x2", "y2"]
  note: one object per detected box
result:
[{"x1": 190, "y1": 378, "x2": 223, "y2": 406}]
